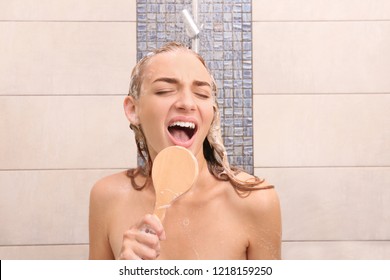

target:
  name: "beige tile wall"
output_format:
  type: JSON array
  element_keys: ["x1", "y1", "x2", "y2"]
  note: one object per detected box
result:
[
  {"x1": 253, "y1": 0, "x2": 390, "y2": 259},
  {"x1": 0, "y1": 22, "x2": 136, "y2": 96},
  {"x1": 0, "y1": 1, "x2": 137, "y2": 259},
  {"x1": 253, "y1": 0, "x2": 390, "y2": 21},
  {"x1": 2, "y1": 0, "x2": 389, "y2": 261}
]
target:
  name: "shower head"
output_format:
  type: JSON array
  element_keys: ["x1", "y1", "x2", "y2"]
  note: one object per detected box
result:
[{"x1": 181, "y1": 9, "x2": 200, "y2": 39}]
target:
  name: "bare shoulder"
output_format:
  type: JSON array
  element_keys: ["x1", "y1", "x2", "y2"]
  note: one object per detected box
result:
[
  {"x1": 89, "y1": 170, "x2": 136, "y2": 260},
  {"x1": 231, "y1": 171, "x2": 282, "y2": 259},
  {"x1": 90, "y1": 170, "x2": 131, "y2": 202},
  {"x1": 232, "y1": 171, "x2": 280, "y2": 217}
]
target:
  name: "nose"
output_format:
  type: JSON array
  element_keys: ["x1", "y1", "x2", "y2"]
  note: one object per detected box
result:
[{"x1": 174, "y1": 89, "x2": 196, "y2": 111}]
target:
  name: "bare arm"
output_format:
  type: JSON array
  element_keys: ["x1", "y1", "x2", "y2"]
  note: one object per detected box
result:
[
  {"x1": 88, "y1": 181, "x2": 115, "y2": 259},
  {"x1": 88, "y1": 175, "x2": 165, "y2": 260},
  {"x1": 246, "y1": 188, "x2": 282, "y2": 260}
]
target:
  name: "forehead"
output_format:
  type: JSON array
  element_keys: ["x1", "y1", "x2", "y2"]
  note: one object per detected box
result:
[{"x1": 142, "y1": 50, "x2": 211, "y2": 83}]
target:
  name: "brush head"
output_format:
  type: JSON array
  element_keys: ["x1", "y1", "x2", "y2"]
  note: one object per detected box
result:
[{"x1": 152, "y1": 146, "x2": 199, "y2": 220}]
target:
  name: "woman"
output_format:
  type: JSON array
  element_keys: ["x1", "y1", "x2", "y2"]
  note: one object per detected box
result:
[{"x1": 89, "y1": 42, "x2": 281, "y2": 260}]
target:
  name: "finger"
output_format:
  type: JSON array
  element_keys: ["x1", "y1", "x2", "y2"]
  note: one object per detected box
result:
[
  {"x1": 139, "y1": 224, "x2": 156, "y2": 235},
  {"x1": 118, "y1": 250, "x2": 142, "y2": 260},
  {"x1": 138, "y1": 214, "x2": 166, "y2": 240},
  {"x1": 133, "y1": 243, "x2": 160, "y2": 260},
  {"x1": 120, "y1": 229, "x2": 160, "y2": 260},
  {"x1": 136, "y1": 229, "x2": 161, "y2": 250}
]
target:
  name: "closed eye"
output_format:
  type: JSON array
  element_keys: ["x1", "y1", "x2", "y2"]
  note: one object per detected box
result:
[
  {"x1": 195, "y1": 92, "x2": 210, "y2": 99},
  {"x1": 155, "y1": 90, "x2": 175, "y2": 95},
  {"x1": 193, "y1": 87, "x2": 211, "y2": 99}
]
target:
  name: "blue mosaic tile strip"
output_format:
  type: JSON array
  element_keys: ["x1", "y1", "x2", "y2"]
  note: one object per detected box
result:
[{"x1": 136, "y1": 0, "x2": 253, "y2": 174}]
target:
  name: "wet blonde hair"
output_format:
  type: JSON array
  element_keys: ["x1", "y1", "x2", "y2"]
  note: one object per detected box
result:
[{"x1": 127, "y1": 42, "x2": 272, "y2": 193}]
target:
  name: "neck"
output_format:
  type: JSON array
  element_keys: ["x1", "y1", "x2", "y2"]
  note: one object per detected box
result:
[{"x1": 192, "y1": 152, "x2": 217, "y2": 191}]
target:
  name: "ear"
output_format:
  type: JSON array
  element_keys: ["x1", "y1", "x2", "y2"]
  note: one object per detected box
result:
[{"x1": 124, "y1": 96, "x2": 140, "y2": 125}]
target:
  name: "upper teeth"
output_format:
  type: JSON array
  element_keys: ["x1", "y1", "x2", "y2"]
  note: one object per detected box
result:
[{"x1": 169, "y1": 121, "x2": 195, "y2": 129}]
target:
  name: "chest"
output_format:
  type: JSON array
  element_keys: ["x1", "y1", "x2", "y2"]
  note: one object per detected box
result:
[
  {"x1": 157, "y1": 196, "x2": 248, "y2": 259},
  {"x1": 108, "y1": 188, "x2": 249, "y2": 259}
]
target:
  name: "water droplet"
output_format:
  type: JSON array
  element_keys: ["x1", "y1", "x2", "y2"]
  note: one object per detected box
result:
[{"x1": 182, "y1": 218, "x2": 190, "y2": 226}]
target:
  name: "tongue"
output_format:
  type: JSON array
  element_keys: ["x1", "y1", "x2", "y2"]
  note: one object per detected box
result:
[{"x1": 169, "y1": 127, "x2": 190, "y2": 142}]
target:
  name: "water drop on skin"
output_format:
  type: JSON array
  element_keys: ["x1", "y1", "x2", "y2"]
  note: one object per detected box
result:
[{"x1": 182, "y1": 218, "x2": 190, "y2": 226}]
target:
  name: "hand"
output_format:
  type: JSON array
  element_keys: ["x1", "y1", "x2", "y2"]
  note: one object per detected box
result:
[{"x1": 117, "y1": 214, "x2": 166, "y2": 260}]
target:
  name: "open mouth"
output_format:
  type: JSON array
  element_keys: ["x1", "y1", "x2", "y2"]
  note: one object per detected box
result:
[{"x1": 168, "y1": 121, "x2": 197, "y2": 144}]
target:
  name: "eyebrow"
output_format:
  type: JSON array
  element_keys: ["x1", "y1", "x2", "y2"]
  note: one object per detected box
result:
[{"x1": 152, "y1": 77, "x2": 211, "y2": 88}]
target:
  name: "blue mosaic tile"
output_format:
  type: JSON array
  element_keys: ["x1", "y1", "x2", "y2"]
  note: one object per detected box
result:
[
  {"x1": 137, "y1": 0, "x2": 254, "y2": 173},
  {"x1": 200, "y1": 4, "x2": 211, "y2": 13},
  {"x1": 242, "y1": 22, "x2": 251, "y2": 32},
  {"x1": 242, "y1": 4, "x2": 251, "y2": 13},
  {"x1": 224, "y1": 13, "x2": 232, "y2": 22},
  {"x1": 224, "y1": 89, "x2": 233, "y2": 98},
  {"x1": 223, "y1": 80, "x2": 233, "y2": 88},
  {"x1": 243, "y1": 89, "x2": 252, "y2": 98},
  {"x1": 232, "y1": 156, "x2": 243, "y2": 166},
  {"x1": 213, "y1": 32, "x2": 224, "y2": 41},
  {"x1": 243, "y1": 60, "x2": 251, "y2": 69},
  {"x1": 233, "y1": 80, "x2": 243, "y2": 88},
  {"x1": 224, "y1": 41, "x2": 233, "y2": 49},
  {"x1": 138, "y1": 13, "x2": 147, "y2": 22},
  {"x1": 243, "y1": 117, "x2": 252, "y2": 126},
  {"x1": 234, "y1": 59, "x2": 243, "y2": 69},
  {"x1": 214, "y1": 4, "x2": 223, "y2": 12},
  {"x1": 224, "y1": 51, "x2": 234, "y2": 60},
  {"x1": 232, "y1": 51, "x2": 240, "y2": 61},
  {"x1": 244, "y1": 108, "x2": 252, "y2": 117},
  {"x1": 243, "y1": 31, "x2": 251, "y2": 41},
  {"x1": 244, "y1": 126, "x2": 253, "y2": 136},
  {"x1": 243, "y1": 79, "x2": 252, "y2": 89},
  {"x1": 242, "y1": 13, "x2": 251, "y2": 22},
  {"x1": 243, "y1": 137, "x2": 252, "y2": 146},
  {"x1": 224, "y1": 70, "x2": 233, "y2": 79},
  {"x1": 244, "y1": 146, "x2": 253, "y2": 155},
  {"x1": 243, "y1": 69, "x2": 252, "y2": 79},
  {"x1": 225, "y1": 137, "x2": 234, "y2": 146},
  {"x1": 202, "y1": 40, "x2": 213, "y2": 50},
  {"x1": 213, "y1": 71, "x2": 223, "y2": 80},
  {"x1": 233, "y1": 22, "x2": 243, "y2": 31},
  {"x1": 243, "y1": 41, "x2": 251, "y2": 51},
  {"x1": 233, "y1": 13, "x2": 242, "y2": 21},
  {"x1": 224, "y1": 98, "x2": 233, "y2": 107},
  {"x1": 243, "y1": 98, "x2": 252, "y2": 107},
  {"x1": 224, "y1": 60, "x2": 233, "y2": 69},
  {"x1": 234, "y1": 98, "x2": 243, "y2": 107},
  {"x1": 234, "y1": 89, "x2": 243, "y2": 98},
  {"x1": 157, "y1": 14, "x2": 165, "y2": 22},
  {"x1": 234, "y1": 146, "x2": 243, "y2": 156},
  {"x1": 233, "y1": 137, "x2": 243, "y2": 146},
  {"x1": 213, "y1": 41, "x2": 223, "y2": 50},
  {"x1": 224, "y1": 118, "x2": 234, "y2": 126},
  {"x1": 233, "y1": 4, "x2": 242, "y2": 13},
  {"x1": 234, "y1": 108, "x2": 243, "y2": 116},
  {"x1": 224, "y1": 126, "x2": 234, "y2": 137},
  {"x1": 224, "y1": 106, "x2": 234, "y2": 114},
  {"x1": 234, "y1": 118, "x2": 243, "y2": 126},
  {"x1": 213, "y1": 13, "x2": 224, "y2": 23},
  {"x1": 243, "y1": 156, "x2": 253, "y2": 166},
  {"x1": 234, "y1": 69, "x2": 242, "y2": 79}
]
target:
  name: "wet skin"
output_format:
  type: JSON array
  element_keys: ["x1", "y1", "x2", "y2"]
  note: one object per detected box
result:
[{"x1": 89, "y1": 49, "x2": 282, "y2": 260}]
